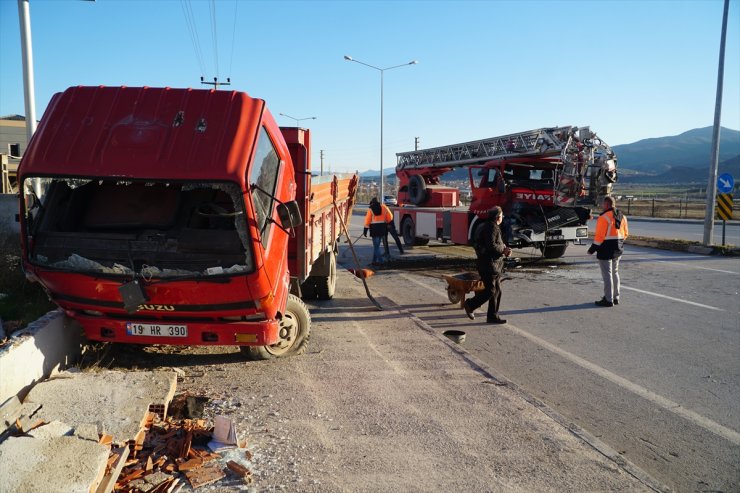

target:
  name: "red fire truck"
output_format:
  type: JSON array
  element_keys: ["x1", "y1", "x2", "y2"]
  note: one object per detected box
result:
[
  {"x1": 392, "y1": 126, "x2": 617, "y2": 258},
  {"x1": 18, "y1": 86, "x2": 357, "y2": 359}
]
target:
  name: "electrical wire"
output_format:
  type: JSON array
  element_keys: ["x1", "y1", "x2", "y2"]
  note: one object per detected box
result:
[
  {"x1": 180, "y1": 0, "x2": 206, "y2": 77},
  {"x1": 209, "y1": 0, "x2": 220, "y2": 80},
  {"x1": 227, "y1": 0, "x2": 239, "y2": 79}
]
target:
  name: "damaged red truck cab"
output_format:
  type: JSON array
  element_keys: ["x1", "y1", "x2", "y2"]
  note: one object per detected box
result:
[{"x1": 17, "y1": 86, "x2": 357, "y2": 359}]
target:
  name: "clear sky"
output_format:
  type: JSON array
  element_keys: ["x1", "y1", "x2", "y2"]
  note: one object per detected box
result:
[{"x1": 1, "y1": 0, "x2": 738, "y2": 173}]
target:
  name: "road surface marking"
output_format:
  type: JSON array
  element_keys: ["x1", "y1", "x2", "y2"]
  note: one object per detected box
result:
[
  {"x1": 399, "y1": 273, "x2": 740, "y2": 446},
  {"x1": 655, "y1": 260, "x2": 740, "y2": 276},
  {"x1": 620, "y1": 286, "x2": 724, "y2": 311}
]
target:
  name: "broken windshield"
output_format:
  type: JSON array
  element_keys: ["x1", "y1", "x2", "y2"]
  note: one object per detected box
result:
[{"x1": 23, "y1": 178, "x2": 253, "y2": 278}]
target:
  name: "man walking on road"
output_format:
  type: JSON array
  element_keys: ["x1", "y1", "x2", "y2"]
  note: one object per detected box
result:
[
  {"x1": 364, "y1": 198, "x2": 392, "y2": 265},
  {"x1": 463, "y1": 206, "x2": 511, "y2": 324},
  {"x1": 588, "y1": 196, "x2": 629, "y2": 307}
]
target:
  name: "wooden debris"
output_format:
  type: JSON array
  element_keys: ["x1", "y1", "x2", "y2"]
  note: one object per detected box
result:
[
  {"x1": 183, "y1": 462, "x2": 225, "y2": 489},
  {"x1": 109, "y1": 414, "x2": 229, "y2": 492},
  {"x1": 96, "y1": 446, "x2": 130, "y2": 493},
  {"x1": 99, "y1": 434, "x2": 114, "y2": 446},
  {"x1": 226, "y1": 460, "x2": 253, "y2": 482}
]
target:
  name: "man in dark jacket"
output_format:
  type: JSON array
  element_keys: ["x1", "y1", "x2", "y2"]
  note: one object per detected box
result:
[
  {"x1": 588, "y1": 196, "x2": 629, "y2": 307},
  {"x1": 463, "y1": 206, "x2": 512, "y2": 324}
]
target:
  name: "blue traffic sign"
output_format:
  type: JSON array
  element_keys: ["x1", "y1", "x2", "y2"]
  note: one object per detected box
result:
[{"x1": 717, "y1": 173, "x2": 734, "y2": 194}]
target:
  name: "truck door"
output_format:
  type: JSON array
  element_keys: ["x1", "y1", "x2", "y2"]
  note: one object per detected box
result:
[{"x1": 469, "y1": 165, "x2": 505, "y2": 212}]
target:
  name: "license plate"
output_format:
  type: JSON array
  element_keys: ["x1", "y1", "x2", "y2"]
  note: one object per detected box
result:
[
  {"x1": 547, "y1": 234, "x2": 565, "y2": 240},
  {"x1": 126, "y1": 323, "x2": 188, "y2": 338}
]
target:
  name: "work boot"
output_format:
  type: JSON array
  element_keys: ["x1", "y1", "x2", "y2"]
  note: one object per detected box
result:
[
  {"x1": 486, "y1": 317, "x2": 507, "y2": 324},
  {"x1": 595, "y1": 297, "x2": 613, "y2": 307},
  {"x1": 463, "y1": 302, "x2": 475, "y2": 320},
  {"x1": 614, "y1": 298, "x2": 620, "y2": 305}
]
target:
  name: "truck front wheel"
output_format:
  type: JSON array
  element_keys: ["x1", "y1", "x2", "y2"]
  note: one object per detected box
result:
[
  {"x1": 541, "y1": 243, "x2": 568, "y2": 259},
  {"x1": 241, "y1": 294, "x2": 311, "y2": 360}
]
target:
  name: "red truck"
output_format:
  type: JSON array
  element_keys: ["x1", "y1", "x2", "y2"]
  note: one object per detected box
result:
[
  {"x1": 17, "y1": 86, "x2": 357, "y2": 359},
  {"x1": 392, "y1": 126, "x2": 618, "y2": 258}
]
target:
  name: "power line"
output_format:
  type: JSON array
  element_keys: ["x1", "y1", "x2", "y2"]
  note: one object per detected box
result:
[
  {"x1": 209, "y1": 0, "x2": 219, "y2": 79},
  {"x1": 180, "y1": 0, "x2": 206, "y2": 77},
  {"x1": 228, "y1": 0, "x2": 238, "y2": 79}
]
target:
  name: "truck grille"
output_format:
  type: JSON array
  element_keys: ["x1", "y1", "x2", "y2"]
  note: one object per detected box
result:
[{"x1": 527, "y1": 207, "x2": 581, "y2": 234}]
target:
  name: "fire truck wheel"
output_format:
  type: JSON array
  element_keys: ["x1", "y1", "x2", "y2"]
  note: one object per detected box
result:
[
  {"x1": 401, "y1": 217, "x2": 429, "y2": 246},
  {"x1": 408, "y1": 175, "x2": 427, "y2": 205},
  {"x1": 315, "y1": 251, "x2": 337, "y2": 300},
  {"x1": 242, "y1": 294, "x2": 311, "y2": 360},
  {"x1": 541, "y1": 243, "x2": 568, "y2": 259}
]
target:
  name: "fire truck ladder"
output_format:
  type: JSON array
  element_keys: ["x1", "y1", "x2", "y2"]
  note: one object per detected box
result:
[
  {"x1": 396, "y1": 126, "x2": 617, "y2": 207},
  {"x1": 396, "y1": 126, "x2": 577, "y2": 171}
]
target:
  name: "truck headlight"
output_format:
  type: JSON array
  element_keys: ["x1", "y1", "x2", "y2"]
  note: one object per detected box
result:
[{"x1": 576, "y1": 228, "x2": 588, "y2": 238}]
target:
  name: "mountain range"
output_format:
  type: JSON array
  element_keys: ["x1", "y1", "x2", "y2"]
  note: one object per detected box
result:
[{"x1": 359, "y1": 126, "x2": 740, "y2": 185}]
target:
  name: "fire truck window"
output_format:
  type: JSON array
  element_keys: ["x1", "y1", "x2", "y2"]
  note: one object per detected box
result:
[
  {"x1": 249, "y1": 127, "x2": 281, "y2": 247},
  {"x1": 477, "y1": 169, "x2": 498, "y2": 188}
]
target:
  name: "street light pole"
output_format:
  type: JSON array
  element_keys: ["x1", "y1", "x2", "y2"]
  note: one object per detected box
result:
[
  {"x1": 278, "y1": 113, "x2": 317, "y2": 127},
  {"x1": 703, "y1": 0, "x2": 729, "y2": 246},
  {"x1": 344, "y1": 55, "x2": 417, "y2": 200},
  {"x1": 17, "y1": 0, "x2": 37, "y2": 144}
]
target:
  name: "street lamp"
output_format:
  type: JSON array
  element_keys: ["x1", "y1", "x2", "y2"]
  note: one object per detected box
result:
[
  {"x1": 279, "y1": 113, "x2": 317, "y2": 127},
  {"x1": 344, "y1": 55, "x2": 417, "y2": 200}
]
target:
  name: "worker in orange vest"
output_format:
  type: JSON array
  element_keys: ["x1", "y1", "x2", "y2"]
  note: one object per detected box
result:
[
  {"x1": 588, "y1": 196, "x2": 629, "y2": 307},
  {"x1": 363, "y1": 197, "x2": 393, "y2": 265}
]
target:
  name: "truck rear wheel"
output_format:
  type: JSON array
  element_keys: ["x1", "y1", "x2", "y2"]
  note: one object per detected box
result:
[
  {"x1": 541, "y1": 243, "x2": 568, "y2": 259},
  {"x1": 241, "y1": 294, "x2": 311, "y2": 360},
  {"x1": 401, "y1": 216, "x2": 429, "y2": 246},
  {"x1": 315, "y1": 251, "x2": 337, "y2": 300}
]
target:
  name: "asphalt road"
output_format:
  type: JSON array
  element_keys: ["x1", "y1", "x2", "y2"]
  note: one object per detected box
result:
[
  {"x1": 599, "y1": 217, "x2": 740, "y2": 245},
  {"x1": 344, "y1": 213, "x2": 740, "y2": 492}
]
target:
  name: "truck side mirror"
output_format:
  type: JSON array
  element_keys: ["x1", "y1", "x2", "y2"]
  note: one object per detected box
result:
[{"x1": 277, "y1": 200, "x2": 303, "y2": 230}]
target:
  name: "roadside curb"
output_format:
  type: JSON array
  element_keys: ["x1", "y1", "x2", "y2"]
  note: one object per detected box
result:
[
  {"x1": 0, "y1": 309, "x2": 85, "y2": 406},
  {"x1": 626, "y1": 236, "x2": 738, "y2": 256},
  {"x1": 370, "y1": 285, "x2": 671, "y2": 493}
]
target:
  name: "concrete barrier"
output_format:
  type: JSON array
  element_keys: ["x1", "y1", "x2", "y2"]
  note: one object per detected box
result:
[{"x1": 0, "y1": 310, "x2": 85, "y2": 405}]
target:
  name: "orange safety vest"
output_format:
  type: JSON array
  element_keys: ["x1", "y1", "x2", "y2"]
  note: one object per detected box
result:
[
  {"x1": 364, "y1": 206, "x2": 392, "y2": 237},
  {"x1": 592, "y1": 208, "x2": 629, "y2": 259}
]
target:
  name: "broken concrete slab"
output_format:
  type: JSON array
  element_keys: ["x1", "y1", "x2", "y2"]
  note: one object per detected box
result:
[
  {"x1": 0, "y1": 310, "x2": 84, "y2": 405},
  {"x1": 0, "y1": 435, "x2": 110, "y2": 493},
  {"x1": 24, "y1": 370, "x2": 177, "y2": 444},
  {"x1": 27, "y1": 420, "x2": 74, "y2": 439}
]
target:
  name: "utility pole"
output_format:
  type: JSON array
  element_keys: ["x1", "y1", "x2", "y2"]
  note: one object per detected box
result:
[
  {"x1": 703, "y1": 0, "x2": 729, "y2": 246},
  {"x1": 17, "y1": 0, "x2": 37, "y2": 145},
  {"x1": 200, "y1": 76, "x2": 231, "y2": 90},
  {"x1": 320, "y1": 150, "x2": 325, "y2": 176},
  {"x1": 414, "y1": 136, "x2": 420, "y2": 151}
]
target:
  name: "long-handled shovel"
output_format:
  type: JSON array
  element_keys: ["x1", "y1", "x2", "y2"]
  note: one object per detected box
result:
[{"x1": 333, "y1": 203, "x2": 383, "y2": 311}]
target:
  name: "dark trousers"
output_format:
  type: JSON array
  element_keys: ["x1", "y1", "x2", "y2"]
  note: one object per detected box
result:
[
  {"x1": 465, "y1": 269, "x2": 502, "y2": 321},
  {"x1": 383, "y1": 222, "x2": 404, "y2": 258}
]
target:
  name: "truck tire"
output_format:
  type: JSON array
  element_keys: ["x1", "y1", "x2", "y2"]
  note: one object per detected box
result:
[
  {"x1": 241, "y1": 294, "x2": 311, "y2": 360},
  {"x1": 300, "y1": 278, "x2": 317, "y2": 299},
  {"x1": 408, "y1": 175, "x2": 427, "y2": 205},
  {"x1": 541, "y1": 243, "x2": 568, "y2": 259},
  {"x1": 401, "y1": 216, "x2": 429, "y2": 246},
  {"x1": 314, "y1": 251, "x2": 337, "y2": 300}
]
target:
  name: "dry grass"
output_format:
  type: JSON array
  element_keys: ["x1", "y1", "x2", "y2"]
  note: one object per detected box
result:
[{"x1": 0, "y1": 236, "x2": 56, "y2": 334}]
